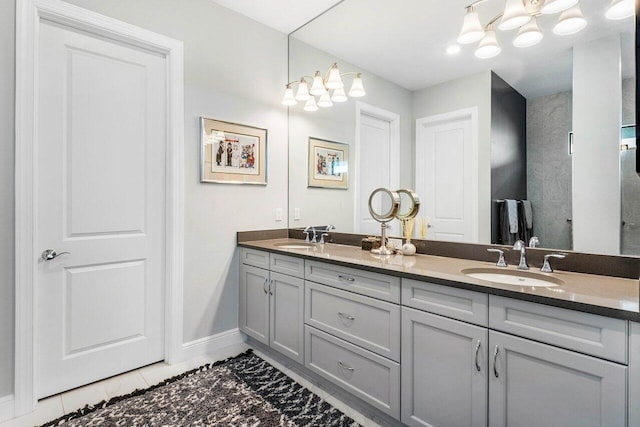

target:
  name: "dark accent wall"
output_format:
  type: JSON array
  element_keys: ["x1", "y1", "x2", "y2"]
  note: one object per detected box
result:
[{"x1": 490, "y1": 72, "x2": 527, "y2": 244}]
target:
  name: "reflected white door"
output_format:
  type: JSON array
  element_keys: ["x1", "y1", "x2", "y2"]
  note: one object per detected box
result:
[
  {"x1": 36, "y1": 20, "x2": 167, "y2": 398},
  {"x1": 415, "y1": 108, "x2": 478, "y2": 242},
  {"x1": 356, "y1": 103, "x2": 400, "y2": 235}
]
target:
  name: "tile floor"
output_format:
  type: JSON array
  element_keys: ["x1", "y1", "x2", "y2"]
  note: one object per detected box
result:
[{"x1": 0, "y1": 343, "x2": 378, "y2": 427}]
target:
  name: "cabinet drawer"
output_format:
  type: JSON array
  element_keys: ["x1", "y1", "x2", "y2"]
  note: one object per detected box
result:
[
  {"x1": 305, "y1": 326, "x2": 400, "y2": 419},
  {"x1": 305, "y1": 260, "x2": 400, "y2": 303},
  {"x1": 270, "y1": 252, "x2": 304, "y2": 278},
  {"x1": 489, "y1": 295, "x2": 627, "y2": 364},
  {"x1": 305, "y1": 282, "x2": 400, "y2": 361},
  {"x1": 240, "y1": 248, "x2": 270, "y2": 269},
  {"x1": 402, "y1": 279, "x2": 488, "y2": 326}
]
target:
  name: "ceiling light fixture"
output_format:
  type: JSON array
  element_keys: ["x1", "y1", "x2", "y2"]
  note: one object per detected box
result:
[
  {"x1": 605, "y1": 0, "x2": 634, "y2": 20},
  {"x1": 513, "y1": 15, "x2": 544, "y2": 47},
  {"x1": 475, "y1": 24, "x2": 502, "y2": 58},
  {"x1": 553, "y1": 4, "x2": 587, "y2": 35},
  {"x1": 457, "y1": 0, "x2": 592, "y2": 59},
  {"x1": 281, "y1": 63, "x2": 365, "y2": 110},
  {"x1": 540, "y1": 0, "x2": 579, "y2": 15},
  {"x1": 499, "y1": 0, "x2": 531, "y2": 30}
]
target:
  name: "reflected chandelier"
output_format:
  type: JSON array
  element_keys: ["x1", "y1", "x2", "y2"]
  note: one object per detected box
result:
[
  {"x1": 456, "y1": 0, "x2": 634, "y2": 59},
  {"x1": 281, "y1": 63, "x2": 366, "y2": 111}
]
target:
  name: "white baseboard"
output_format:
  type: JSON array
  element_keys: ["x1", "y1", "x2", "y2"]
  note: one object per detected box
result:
[
  {"x1": 180, "y1": 328, "x2": 244, "y2": 362},
  {"x1": 0, "y1": 394, "x2": 15, "y2": 422}
]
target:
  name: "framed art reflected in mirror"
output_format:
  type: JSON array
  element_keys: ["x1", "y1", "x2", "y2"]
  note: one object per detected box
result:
[
  {"x1": 200, "y1": 117, "x2": 267, "y2": 185},
  {"x1": 308, "y1": 137, "x2": 348, "y2": 189}
]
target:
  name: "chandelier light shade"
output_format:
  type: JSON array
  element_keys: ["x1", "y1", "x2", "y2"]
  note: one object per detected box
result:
[
  {"x1": 310, "y1": 71, "x2": 327, "y2": 96},
  {"x1": 349, "y1": 74, "x2": 366, "y2": 97},
  {"x1": 317, "y1": 92, "x2": 334, "y2": 108},
  {"x1": 606, "y1": 0, "x2": 634, "y2": 20},
  {"x1": 458, "y1": 7, "x2": 486, "y2": 44},
  {"x1": 281, "y1": 85, "x2": 297, "y2": 106},
  {"x1": 475, "y1": 26, "x2": 502, "y2": 59},
  {"x1": 331, "y1": 87, "x2": 348, "y2": 102},
  {"x1": 540, "y1": 0, "x2": 579, "y2": 15},
  {"x1": 553, "y1": 4, "x2": 587, "y2": 35},
  {"x1": 295, "y1": 79, "x2": 310, "y2": 101},
  {"x1": 304, "y1": 97, "x2": 318, "y2": 112},
  {"x1": 499, "y1": 0, "x2": 532, "y2": 31},
  {"x1": 281, "y1": 63, "x2": 365, "y2": 111},
  {"x1": 325, "y1": 63, "x2": 344, "y2": 89},
  {"x1": 513, "y1": 16, "x2": 544, "y2": 47}
]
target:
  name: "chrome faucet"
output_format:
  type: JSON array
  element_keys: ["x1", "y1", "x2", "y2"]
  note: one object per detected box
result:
[
  {"x1": 303, "y1": 226, "x2": 316, "y2": 243},
  {"x1": 319, "y1": 225, "x2": 335, "y2": 244},
  {"x1": 513, "y1": 240, "x2": 529, "y2": 270}
]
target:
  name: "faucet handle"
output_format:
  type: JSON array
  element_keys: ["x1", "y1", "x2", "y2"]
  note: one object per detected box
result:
[
  {"x1": 540, "y1": 253, "x2": 567, "y2": 273},
  {"x1": 487, "y1": 248, "x2": 507, "y2": 267},
  {"x1": 529, "y1": 236, "x2": 539, "y2": 248},
  {"x1": 319, "y1": 233, "x2": 330, "y2": 244},
  {"x1": 303, "y1": 231, "x2": 311, "y2": 243}
]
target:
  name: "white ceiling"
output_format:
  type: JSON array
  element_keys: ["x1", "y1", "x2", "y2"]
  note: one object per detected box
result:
[
  {"x1": 214, "y1": 0, "x2": 634, "y2": 99},
  {"x1": 210, "y1": 0, "x2": 343, "y2": 34}
]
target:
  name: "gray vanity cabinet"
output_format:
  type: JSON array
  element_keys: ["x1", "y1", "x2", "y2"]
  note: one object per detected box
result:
[
  {"x1": 239, "y1": 249, "x2": 304, "y2": 363},
  {"x1": 489, "y1": 330, "x2": 627, "y2": 427},
  {"x1": 401, "y1": 306, "x2": 488, "y2": 427}
]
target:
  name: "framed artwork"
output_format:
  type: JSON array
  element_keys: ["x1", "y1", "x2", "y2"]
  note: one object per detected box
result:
[
  {"x1": 200, "y1": 117, "x2": 267, "y2": 185},
  {"x1": 308, "y1": 137, "x2": 348, "y2": 189}
]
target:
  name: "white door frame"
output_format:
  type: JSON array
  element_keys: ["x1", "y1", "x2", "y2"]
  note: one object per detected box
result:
[
  {"x1": 415, "y1": 107, "x2": 479, "y2": 242},
  {"x1": 354, "y1": 102, "x2": 401, "y2": 232},
  {"x1": 14, "y1": 0, "x2": 184, "y2": 416}
]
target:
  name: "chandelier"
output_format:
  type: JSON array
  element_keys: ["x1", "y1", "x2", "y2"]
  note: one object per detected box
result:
[
  {"x1": 456, "y1": 0, "x2": 634, "y2": 59},
  {"x1": 281, "y1": 63, "x2": 366, "y2": 111}
]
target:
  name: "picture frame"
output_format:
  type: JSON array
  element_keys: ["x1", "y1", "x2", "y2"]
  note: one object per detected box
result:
[
  {"x1": 308, "y1": 137, "x2": 349, "y2": 189},
  {"x1": 200, "y1": 117, "x2": 267, "y2": 185}
]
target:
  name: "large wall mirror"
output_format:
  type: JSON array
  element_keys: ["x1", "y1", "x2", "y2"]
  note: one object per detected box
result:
[{"x1": 287, "y1": 0, "x2": 638, "y2": 257}]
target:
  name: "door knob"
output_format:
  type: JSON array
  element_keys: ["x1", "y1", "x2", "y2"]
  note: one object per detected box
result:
[{"x1": 41, "y1": 249, "x2": 70, "y2": 261}]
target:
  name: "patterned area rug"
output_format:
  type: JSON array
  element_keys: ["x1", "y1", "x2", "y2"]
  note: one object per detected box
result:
[{"x1": 41, "y1": 350, "x2": 360, "y2": 426}]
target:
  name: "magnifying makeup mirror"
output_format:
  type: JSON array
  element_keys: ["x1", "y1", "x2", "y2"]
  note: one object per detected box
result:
[
  {"x1": 396, "y1": 189, "x2": 421, "y2": 255},
  {"x1": 368, "y1": 188, "x2": 400, "y2": 255}
]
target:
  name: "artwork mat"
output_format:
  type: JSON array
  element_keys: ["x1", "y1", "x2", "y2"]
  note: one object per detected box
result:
[
  {"x1": 308, "y1": 137, "x2": 349, "y2": 189},
  {"x1": 200, "y1": 117, "x2": 267, "y2": 185}
]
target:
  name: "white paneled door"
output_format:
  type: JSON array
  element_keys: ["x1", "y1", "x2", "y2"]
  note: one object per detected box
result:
[
  {"x1": 415, "y1": 109, "x2": 478, "y2": 242},
  {"x1": 36, "y1": 20, "x2": 167, "y2": 398},
  {"x1": 356, "y1": 104, "x2": 400, "y2": 235}
]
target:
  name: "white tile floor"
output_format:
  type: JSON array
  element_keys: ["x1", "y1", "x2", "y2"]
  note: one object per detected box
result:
[{"x1": 0, "y1": 343, "x2": 378, "y2": 427}]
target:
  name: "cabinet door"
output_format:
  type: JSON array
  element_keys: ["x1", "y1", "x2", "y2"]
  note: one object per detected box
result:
[
  {"x1": 489, "y1": 331, "x2": 627, "y2": 427},
  {"x1": 630, "y1": 322, "x2": 640, "y2": 427},
  {"x1": 269, "y1": 272, "x2": 304, "y2": 363},
  {"x1": 239, "y1": 264, "x2": 269, "y2": 345},
  {"x1": 401, "y1": 307, "x2": 488, "y2": 427}
]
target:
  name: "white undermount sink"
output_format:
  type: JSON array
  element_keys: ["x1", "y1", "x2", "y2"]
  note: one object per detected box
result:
[
  {"x1": 461, "y1": 267, "x2": 563, "y2": 288},
  {"x1": 274, "y1": 242, "x2": 315, "y2": 249}
]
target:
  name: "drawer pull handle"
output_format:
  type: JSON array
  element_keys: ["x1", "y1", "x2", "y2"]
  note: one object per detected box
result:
[
  {"x1": 338, "y1": 361, "x2": 355, "y2": 371},
  {"x1": 338, "y1": 312, "x2": 355, "y2": 321},
  {"x1": 269, "y1": 279, "x2": 273, "y2": 295},
  {"x1": 338, "y1": 275, "x2": 355, "y2": 282},
  {"x1": 474, "y1": 340, "x2": 481, "y2": 372},
  {"x1": 263, "y1": 278, "x2": 268, "y2": 294},
  {"x1": 493, "y1": 345, "x2": 500, "y2": 378}
]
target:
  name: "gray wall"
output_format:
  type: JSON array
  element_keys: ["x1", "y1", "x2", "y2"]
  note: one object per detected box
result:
[
  {"x1": 1, "y1": 0, "x2": 288, "y2": 398},
  {"x1": 0, "y1": 0, "x2": 15, "y2": 399},
  {"x1": 490, "y1": 72, "x2": 527, "y2": 244},
  {"x1": 526, "y1": 91, "x2": 573, "y2": 250}
]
